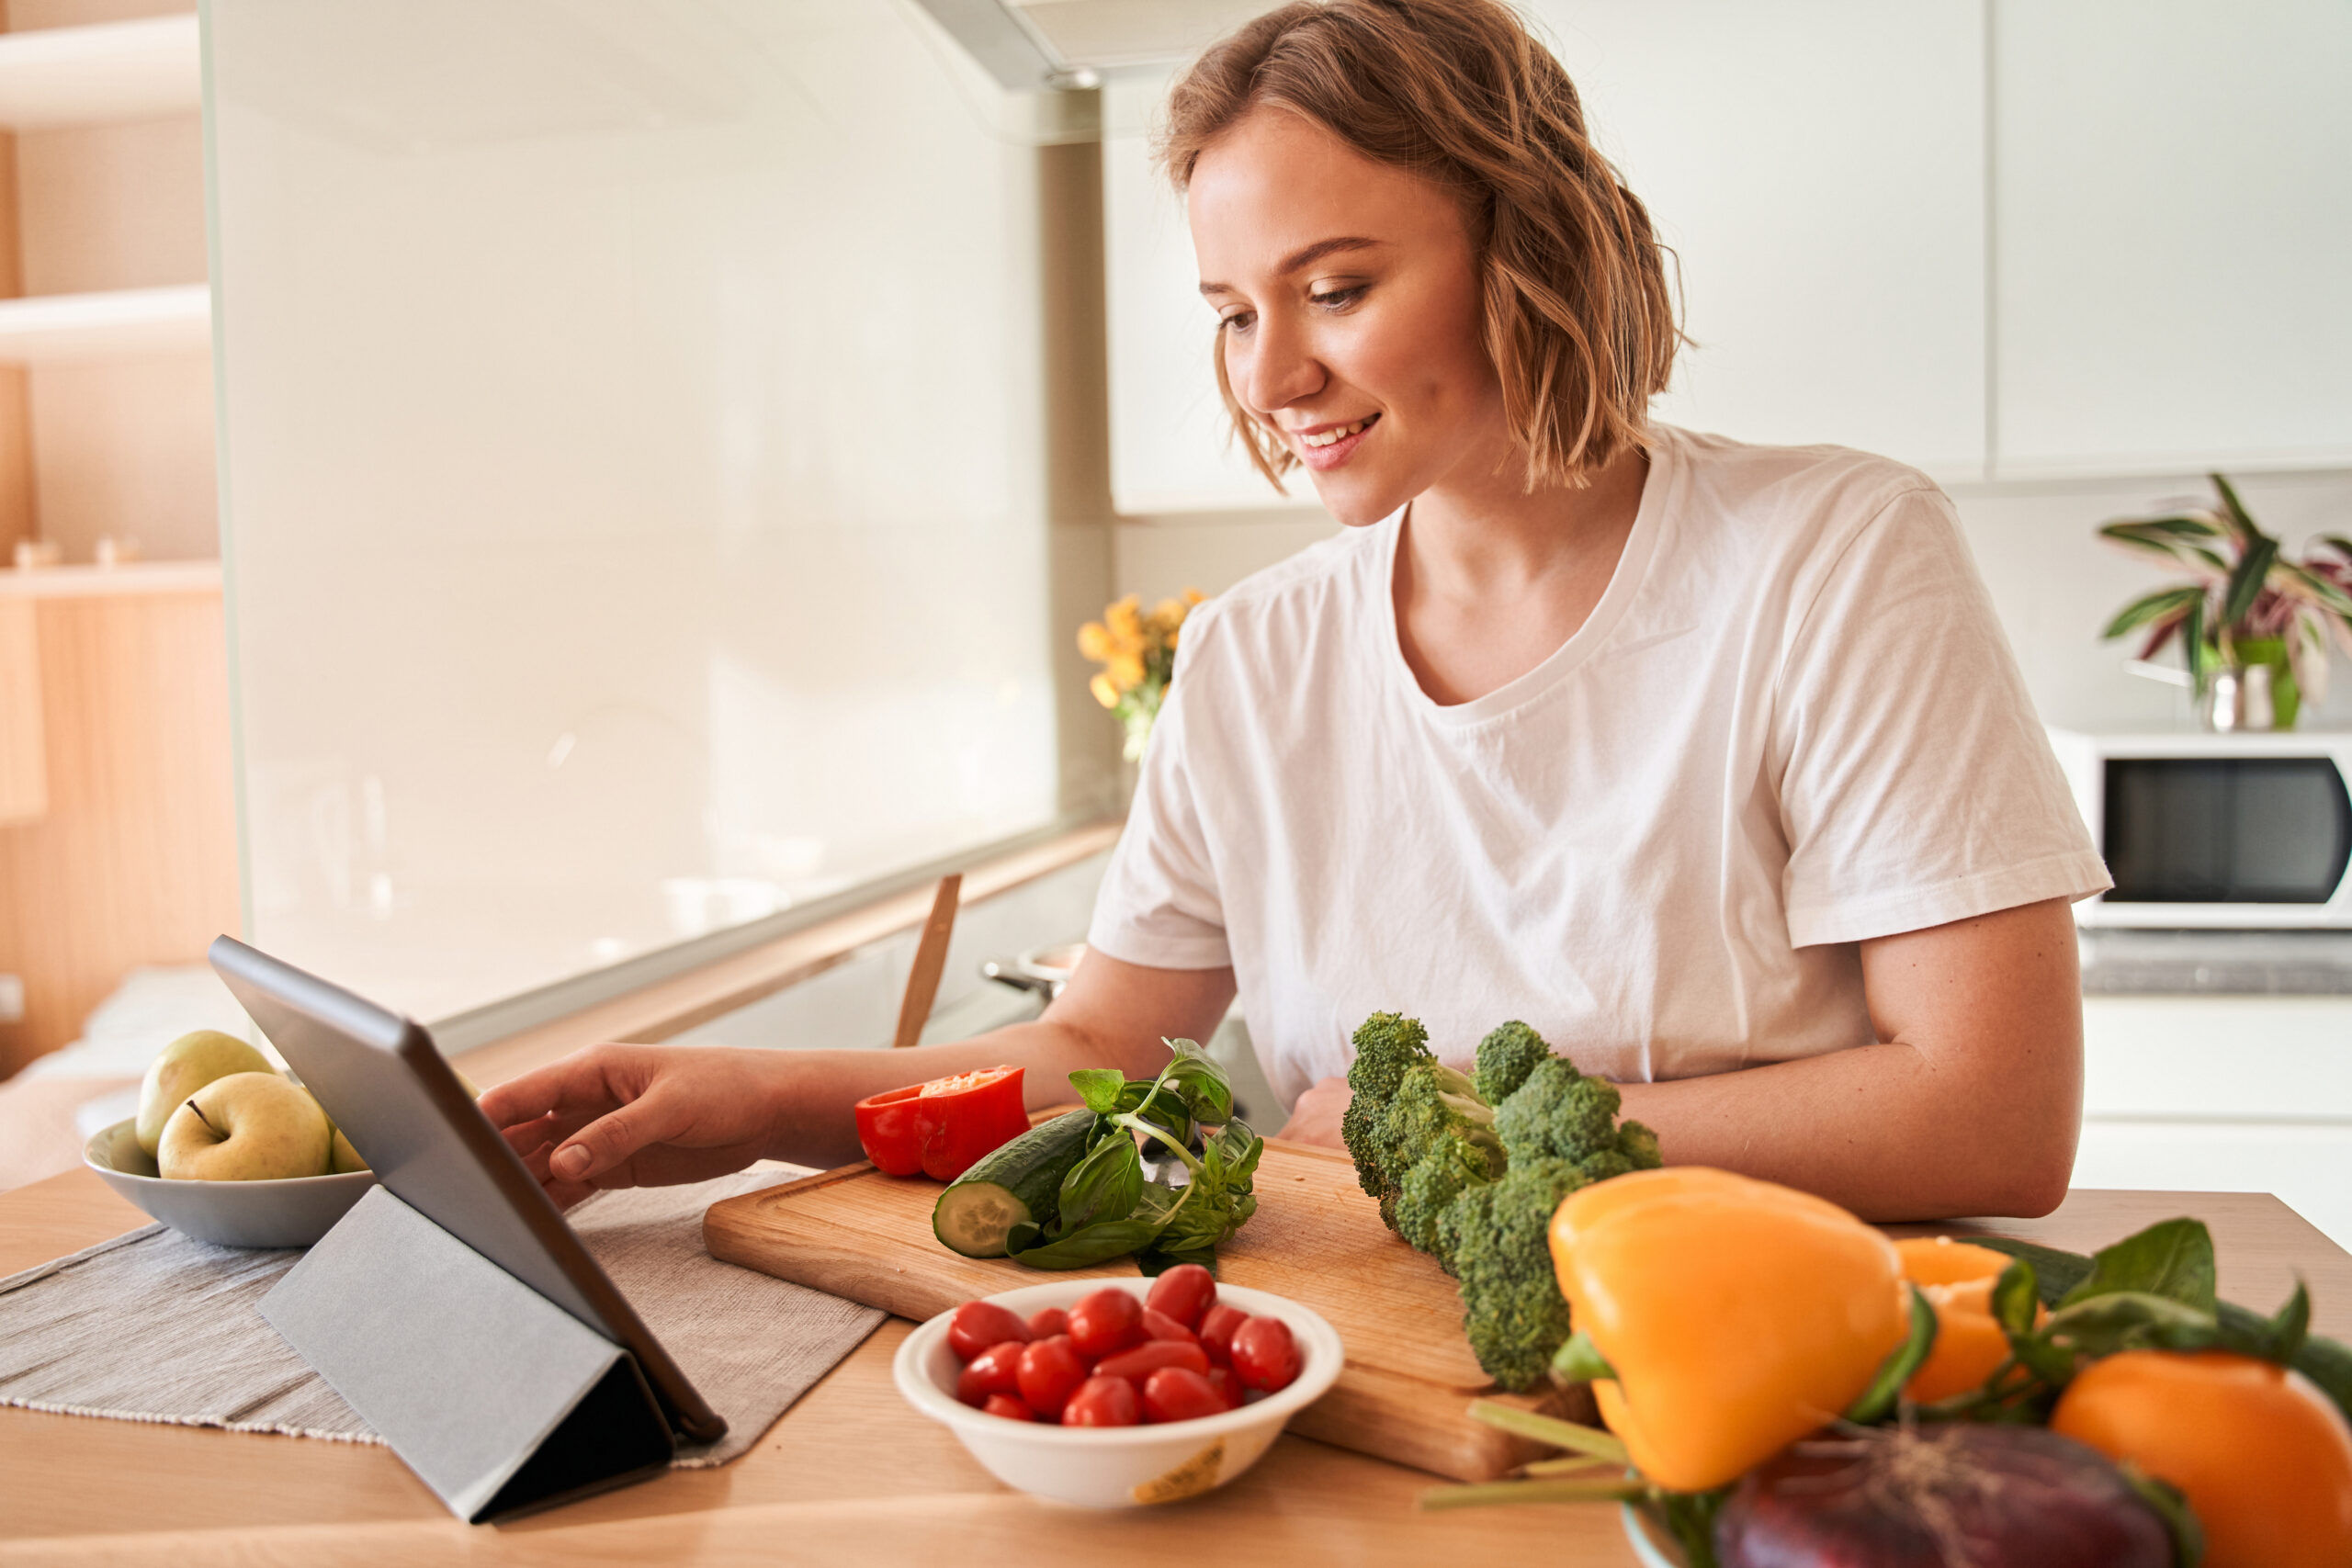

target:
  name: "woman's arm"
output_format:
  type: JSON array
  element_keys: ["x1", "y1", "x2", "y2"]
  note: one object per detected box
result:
[
  {"x1": 478, "y1": 952, "x2": 1237, "y2": 1205},
  {"x1": 1612, "y1": 897, "x2": 2084, "y2": 1221}
]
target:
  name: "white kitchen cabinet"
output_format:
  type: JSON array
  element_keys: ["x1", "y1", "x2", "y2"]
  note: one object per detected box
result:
[
  {"x1": 1101, "y1": 3, "x2": 1988, "y2": 514},
  {"x1": 2077, "y1": 996, "x2": 2352, "y2": 1248},
  {"x1": 1532, "y1": 0, "x2": 1986, "y2": 481},
  {"x1": 1102, "y1": 69, "x2": 1306, "y2": 515},
  {"x1": 1991, "y1": 1, "x2": 2352, "y2": 478}
]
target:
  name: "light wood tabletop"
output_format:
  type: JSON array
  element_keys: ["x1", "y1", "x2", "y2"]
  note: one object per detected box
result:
[{"x1": 4, "y1": 1166, "x2": 2346, "y2": 1566}]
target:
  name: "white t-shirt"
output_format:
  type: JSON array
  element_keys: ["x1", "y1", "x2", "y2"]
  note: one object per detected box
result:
[{"x1": 1086, "y1": 424, "x2": 2109, "y2": 1106}]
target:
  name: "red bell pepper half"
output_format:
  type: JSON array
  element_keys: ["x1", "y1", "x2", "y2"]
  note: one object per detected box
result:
[{"x1": 854, "y1": 1066, "x2": 1029, "y2": 1180}]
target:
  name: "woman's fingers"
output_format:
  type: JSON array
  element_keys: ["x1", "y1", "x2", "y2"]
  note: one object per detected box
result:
[
  {"x1": 549, "y1": 1085, "x2": 696, "y2": 1184},
  {"x1": 476, "y1": 1043, "x2": 645, "y2": 1131}
]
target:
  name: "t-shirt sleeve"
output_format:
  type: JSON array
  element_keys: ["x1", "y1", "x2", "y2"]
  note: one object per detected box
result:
[
  {"x1": 1085, "y1": 620, "x2": 1233, "y2": 970},
  {"x1": 1773, "y1": 485, "x2": 2111, "y2": 947}
]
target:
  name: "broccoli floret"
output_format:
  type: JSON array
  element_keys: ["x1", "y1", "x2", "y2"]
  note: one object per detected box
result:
[
  {"x1": 1340, "y1": 1012, "x2": 1433, "y2": 1202},
  {"x1": 1493, "y1": 1055, "x2": 1623, "y2": 1165},
  {"x1": 1367, "y1": 1058, "x2": 1495, "y2": 1230},
  {"x1": 1393, "y1": 1122, "x2": 1508, "y2": 1267},
  {"x1": 1473, "y1": 1020, "x2": 1554, "y2": 1107},
  {"x1": 1450, "y1": 1156, "x2": 1594, "y2": 1391},
  {"x1": 1618, "y1": 1119, "x2": 1664, "y2": 1171}
]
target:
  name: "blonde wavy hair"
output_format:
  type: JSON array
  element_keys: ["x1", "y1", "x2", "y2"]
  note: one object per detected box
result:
[{"x1": 1158, "y1": 0, "x2": 1678, "y2": 491}]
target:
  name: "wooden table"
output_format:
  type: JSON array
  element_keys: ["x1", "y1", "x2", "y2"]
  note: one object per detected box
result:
[{"x1": 4, "y1": 1168, "x2": 2346, "y2": 1566}]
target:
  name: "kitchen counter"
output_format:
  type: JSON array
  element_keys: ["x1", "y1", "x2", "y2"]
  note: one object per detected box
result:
[
  {"x1": 4, "y1": 1168, "x2": 2348, "y2": 1565},
  {"x1": 2080, "y1": 927, "x2": 2352, "y2": 994}
]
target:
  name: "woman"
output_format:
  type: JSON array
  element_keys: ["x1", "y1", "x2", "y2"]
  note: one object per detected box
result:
[{"x1": 482, "y1": 0, "x2": 2106, "y2": 1222}]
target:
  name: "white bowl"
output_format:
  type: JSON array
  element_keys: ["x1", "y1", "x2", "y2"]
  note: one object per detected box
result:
[
  {"x1": 893, "y1": 1275, "x2": 1342, "y2": 1508},
  {"x1": 82, "y1": 1118, "x2": 377, "y2": 1248}
]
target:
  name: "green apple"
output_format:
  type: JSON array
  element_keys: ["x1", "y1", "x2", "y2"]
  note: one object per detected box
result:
[
  {"x1": 136, "y1": 1031, "x2": 276, "y2": 1156},
  {"x1": 157, "y1": 1072, "x2": 333, "y2": 1181}
]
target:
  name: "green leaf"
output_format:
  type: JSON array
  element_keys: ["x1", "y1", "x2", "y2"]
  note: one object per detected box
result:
[
  {"x1": 1971, "y1": 1237, "x2": 2095, "y2": 1304},
  {"x1": 1646, "y1": 1489, "x2": 1730, "y2": 1568},
  {"x1": 1464, "y1": 1399, "x2": 1630, "y2": 1463},
  {"x1": 1156, "y1": 1037, "x2": 1236, "y2": 1125},
  {"x1": 2184, "y1": 596, "x2": 2210, "y2": 691},
  {"x1": 1846, "y1": 1285, "x2": 1939, "y2": 1425},
  {"x1": 1549, "y1": 1330, "x2": 1617, "y2": 1384},
  {"x1": 2211, "y1": 472, "x2": 2266, "y2": 546},
  {"x1": 2221, "y1": 533, "x2": 2279, "y2": 632},
  {"x1": 2041, "y1": 1291, "x2": 2221, "y2": 1364},
  {"x1": 2121, "y1": 1462, "x2": 2207, "y2": 1568},
  {"x1": 1066, "y1": 1068, "x2": 1130, "y2": 1115},
  {"x1": 1136, "y1": 1242, "x2": 1218, "y2": 1277},
  {"x1": 2059, "y1": 1218, "x2": 2218, "y2": 1314},
  {"x1": 2217, "y1": 1277, "x2": 2310, "y2": 1366},
  {"x1": 2103, "y1": 585, "x2": 2206, "y2": 640},
  {"x1": 1010, "y1": 1217, "x2": 1169, "y2": 1269},
  {"x1": 1992, "y1": 1258, "x2": 2041, "y2": 1337},
  {"x1": 1054, "y1": 1133, "x2": 1143, "y2": 1231}
]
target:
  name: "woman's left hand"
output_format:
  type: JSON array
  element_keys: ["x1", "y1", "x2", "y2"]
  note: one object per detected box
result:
[{"x1": 1275, "y1": 1075, "x2": 1351, "y2": 1147}]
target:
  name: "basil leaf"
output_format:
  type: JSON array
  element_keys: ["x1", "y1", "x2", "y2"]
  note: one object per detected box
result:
[
  {"x1": 2217, "y1": 1277, "x2": 2310, "y2": 1366},
  {"x1": 1972, "y1": 1236, "x2": 2096, "y2": 1306},
  {"x1": 1136, "y1": 1243, "x2": 1218, "y2": 1278},
  {"x1": 1158, "y1": 1037, "x2": 1235, "y2": 1124},
  {"x1": 1012, "y1": 1219, "x2": 1168, "y2": 1269},
  {"x1": 2041, "y1": 1291, "x2": 2220, "y2": 1365},
  {"x1": 1067, "y1": 1068, "x2": 1130, "y2": 1115},
  {"x1": 1056, "y1": 1134, "x2": 1143, "y2": 1231},
  {"x1": 1846, "y1": 1286, "x2": 1939, "y2": 1425},
  {"x1": 2058, "y1": 1218, "x2": 2218, "y2": 1314},
  {"x1": 1992, "y1": 1259, "x2": 2041, "y2": 1337}
]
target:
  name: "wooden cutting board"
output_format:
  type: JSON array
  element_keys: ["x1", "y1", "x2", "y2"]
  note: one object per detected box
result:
[{"x1": 703, "y1": 1137, "x2": 1589, "y2": 1482}]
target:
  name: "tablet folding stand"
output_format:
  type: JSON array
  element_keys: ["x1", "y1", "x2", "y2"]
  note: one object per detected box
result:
[{"x1": 260, "y1": 1185, "x2": 676, "y2": 1521}]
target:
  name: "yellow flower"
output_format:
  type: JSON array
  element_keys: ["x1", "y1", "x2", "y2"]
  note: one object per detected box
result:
[
  {"x1": 1078, "y1": 621, "x2": 1114, "y2": 661},
  {"x1": 1108, "y1": 653, "x2": 1146, "y2": 691},
  {"x1": 1183, "y1": 587, "x2": 1205, "y2": 606},
  {"x1": 1105, "y1": 594, "x2": 1143, "y2": 642},
  {"x1": 1090, "y1": 672, "x2": 1121, "y2": 709}
]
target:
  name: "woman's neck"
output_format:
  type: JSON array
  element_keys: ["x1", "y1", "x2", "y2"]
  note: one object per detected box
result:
[{"x1": 1391, "y1": 443, "x2": 1650, "y2": 705}]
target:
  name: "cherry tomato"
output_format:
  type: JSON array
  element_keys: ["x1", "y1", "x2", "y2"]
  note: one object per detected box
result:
[
  {"x1": 1142, "y1": 1366, "x2": 1228, "y2": 1425},
  {"x1": 1198, "y1": 1302, "x2": 1249, "y2": 1367},
  {"x1": 1015, "y1": 1335, "x2": 1088, "y2": 1420},
  {"x1": 1026, "y1": 1306, "x2": 1069, "y2": 1340},
  {"x1": 1094, "y1": 1339, "x2": 1212, "y2": 1383},
  {"x1": 1141, "y1": 1307, "x2": 1199, "y2": 1346},
  {"x1": 955, "y1": 1338, "x2": 1026, "y2": 1407},
  {"x1": 980, "y1": 1393, "x2": 1033, "y2": 1422},
  {"x1": 1230, "y1": 1315, "x2": 1301, "y2": 1393},
  {"x1": 946, "y1": 1300, "x2": 1032, "y2": 1363},
  {"x1": 1067, "y1": 1288, "x2": 1147, "y2": 1360},
  {"x1": 1204, "y1": 1365, "x2": 1244, "y2": 1411},
  {"x1": 1144, "y1": 1263, "x2": 1217, "y2": 1330},
  {"x1": 1062, "y1": 1374, "x2": 1140, "y2": 1427}
]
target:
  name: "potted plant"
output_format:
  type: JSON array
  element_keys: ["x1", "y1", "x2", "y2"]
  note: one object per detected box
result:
[
  {"x1": 2099, "y1": 474, "x2": 2352, "y2": 729},
  {"x1": 1078, "y1": 590, "x2": 1206, "y2": 761}
]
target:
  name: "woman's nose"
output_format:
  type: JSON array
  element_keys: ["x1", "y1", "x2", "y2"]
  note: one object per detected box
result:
[{"x1": 1232, "y1": 311, "x2": 1324, "y2": 417}]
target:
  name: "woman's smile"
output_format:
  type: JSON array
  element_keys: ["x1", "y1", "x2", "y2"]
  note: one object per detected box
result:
[{"x1": 1288, "y1": 412, "x2": 1380, "y2": 468}]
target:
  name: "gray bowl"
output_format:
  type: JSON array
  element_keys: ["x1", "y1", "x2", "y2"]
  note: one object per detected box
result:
[{"x1": 83, "y1": 1118, "x2": 377, "y2": 1248}]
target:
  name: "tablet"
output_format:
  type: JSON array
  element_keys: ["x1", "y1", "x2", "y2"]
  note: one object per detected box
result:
[{"x1": 209, "y1": 935, "x2": 728, "y2": 1447}]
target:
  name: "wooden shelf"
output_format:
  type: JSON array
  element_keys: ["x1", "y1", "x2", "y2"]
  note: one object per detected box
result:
[
  {"x1": 0, "y1": 284, "x2": 208, "y2": 364},
  {"x1": 0, "y1": 15, "x2": 199, "y2": 130}
]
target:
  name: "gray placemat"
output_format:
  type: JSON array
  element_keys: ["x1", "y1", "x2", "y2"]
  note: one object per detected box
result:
[{"x1": 0, "y1": 1167, "x2": 881, "y2": 1467}]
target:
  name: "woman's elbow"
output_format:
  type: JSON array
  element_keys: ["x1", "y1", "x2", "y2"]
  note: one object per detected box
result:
[{"x1": 1973, "y1": 1100, "x2": 2080, "y2": 1219}]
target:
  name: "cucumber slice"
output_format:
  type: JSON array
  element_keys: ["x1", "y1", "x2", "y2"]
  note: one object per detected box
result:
[{"x1": 933, "y1": 1108, "x2": 1095, "y2": 1258}]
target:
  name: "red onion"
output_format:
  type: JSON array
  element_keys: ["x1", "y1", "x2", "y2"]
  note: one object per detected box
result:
[{"x1": 1715, "y1": 1422, "x2": 2174, "y2": 1568}]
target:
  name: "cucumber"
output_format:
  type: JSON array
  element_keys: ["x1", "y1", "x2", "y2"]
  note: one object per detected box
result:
[{"x1": 933, "y1": 1109, "x2": 1095, "y2": 1258}]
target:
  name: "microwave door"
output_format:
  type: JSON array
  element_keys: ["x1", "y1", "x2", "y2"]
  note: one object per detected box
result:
[{"x1": 2102, "y1": 757, "x2": 2352, "y2": 906}]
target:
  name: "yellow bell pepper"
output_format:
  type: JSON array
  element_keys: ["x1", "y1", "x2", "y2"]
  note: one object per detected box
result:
[
  {"x1": 1546, "y1": 1167, "x2": 1910, "y2": 1492},
  {"x1": 1895, "y1": 1235, "x2": 2025, "y2": 1404}
]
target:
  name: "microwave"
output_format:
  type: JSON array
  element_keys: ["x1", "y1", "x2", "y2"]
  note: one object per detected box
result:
[{"x1": 2049, "y1": 729, "x2": 2352, "y2": 927}]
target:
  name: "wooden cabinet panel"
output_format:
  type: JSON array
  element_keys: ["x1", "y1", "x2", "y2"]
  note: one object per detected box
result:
[
  {"x1": 0, "y1": 584, "x2": 238, "y2": 1075},
  {"x1": 0, "y1": 597, "x2": 41, "y2": 822}
]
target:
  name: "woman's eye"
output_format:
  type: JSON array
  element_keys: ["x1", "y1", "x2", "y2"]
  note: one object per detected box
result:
[
  {"x1": 1218, "y1": 311, "x2": 1255, "y2": 334},
  {"x1": 1311, "y1": 286, "x2": 1365, "y2": 310}
]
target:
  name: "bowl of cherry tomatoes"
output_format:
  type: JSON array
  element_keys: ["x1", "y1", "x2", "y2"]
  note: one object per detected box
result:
[{"x1": 892, "y1": 1264, "x2": 1344, "y2": 1508}]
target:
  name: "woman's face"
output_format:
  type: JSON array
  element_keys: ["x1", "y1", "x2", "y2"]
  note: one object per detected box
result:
[{"x1": 1187, "y1": 107, "x2": 1508, "y2": 526}]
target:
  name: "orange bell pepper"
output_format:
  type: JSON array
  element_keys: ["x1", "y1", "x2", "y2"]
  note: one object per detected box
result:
[
  {"x1": 1895, "y1": 1235, "x2": 2028, "y2": 1404},
  {"x1": 1547, "y1": 1167, "x2": 1911, "y2": 1493}
]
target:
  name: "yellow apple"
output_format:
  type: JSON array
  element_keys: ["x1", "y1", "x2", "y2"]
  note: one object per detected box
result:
[
  {"x1": 157, "y1": 1072, "x2": 333, "y2": 1181},
  {"x1": 136, "y1": 1031, "x2": 275, "y2": 1156}
]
